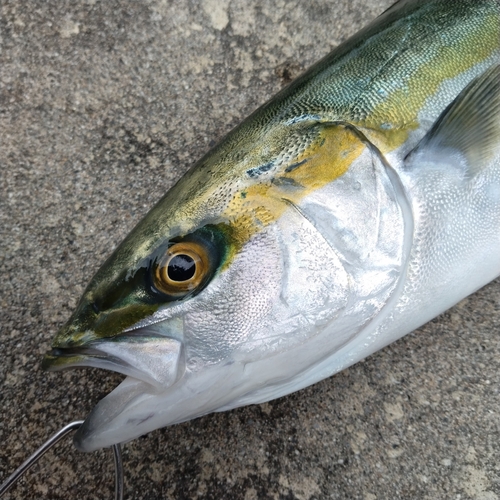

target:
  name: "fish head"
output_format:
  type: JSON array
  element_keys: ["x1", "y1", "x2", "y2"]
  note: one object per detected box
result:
[{"x1": 43, "y1": 119, "x2": 407, "y2": 451}]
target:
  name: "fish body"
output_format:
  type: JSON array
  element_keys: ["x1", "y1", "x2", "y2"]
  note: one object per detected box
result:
[{"x1": 43, "y1": 0, "x2": 500, "y2": 452}]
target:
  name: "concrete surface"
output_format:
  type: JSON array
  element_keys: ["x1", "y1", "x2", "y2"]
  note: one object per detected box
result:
[{"x1": 1, "y1": 0, "x2": 499, "y2": 499}]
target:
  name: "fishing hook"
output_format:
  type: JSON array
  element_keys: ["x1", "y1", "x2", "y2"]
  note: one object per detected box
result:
[{"x1": 0, "y1": 420, "x2": 123, "y2": 499}]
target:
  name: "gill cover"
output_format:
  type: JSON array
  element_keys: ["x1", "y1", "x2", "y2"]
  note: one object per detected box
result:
[{"x1": 42, "y1": 0, "x2": 500, "y2": 451}]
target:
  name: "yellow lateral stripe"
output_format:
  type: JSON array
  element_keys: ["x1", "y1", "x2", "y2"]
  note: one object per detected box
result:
[{"x1": 363, "y1": 13, "x2": 500, "y2": 152}]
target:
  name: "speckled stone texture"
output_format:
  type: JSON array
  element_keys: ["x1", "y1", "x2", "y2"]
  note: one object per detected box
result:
[{"x1": 1, "y1": 1, "x2": 499, "y2": 499}]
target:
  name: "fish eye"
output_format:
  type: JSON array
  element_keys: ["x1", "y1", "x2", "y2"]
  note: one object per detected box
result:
[{"x1": 153, "y1": 241, "x2": 210, "y2": 297}]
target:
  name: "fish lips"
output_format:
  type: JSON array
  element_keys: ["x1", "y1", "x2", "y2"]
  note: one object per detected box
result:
[{"x1": 42, "y1": 333, "x2": 184, "y2": 389}]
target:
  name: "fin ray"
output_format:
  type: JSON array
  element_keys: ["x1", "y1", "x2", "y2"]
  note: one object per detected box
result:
[{"x1": 407, "y1": 64, "x2": 500, "y2": 174}]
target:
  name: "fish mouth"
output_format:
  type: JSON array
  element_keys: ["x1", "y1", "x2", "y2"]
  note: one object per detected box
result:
[{"x1": 42, "y1": 328, "x2": 184, "y2": 389}]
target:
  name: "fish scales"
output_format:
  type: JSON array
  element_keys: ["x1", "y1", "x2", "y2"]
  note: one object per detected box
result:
[{"x1": 41, "y1": 0, "x2": 500, "y2": 453}]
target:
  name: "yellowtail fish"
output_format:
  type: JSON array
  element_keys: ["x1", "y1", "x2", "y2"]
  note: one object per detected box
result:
[{"x1": 43, "y1": 0, "x2": 500, "y2": 452}]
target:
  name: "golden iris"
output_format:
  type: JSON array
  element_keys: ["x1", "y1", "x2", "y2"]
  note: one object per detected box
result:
[{"x1": 154, "y1": 242, "x2": 210, "y2": 297}]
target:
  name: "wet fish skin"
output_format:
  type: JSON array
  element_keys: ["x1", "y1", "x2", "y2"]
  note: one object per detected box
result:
[{"x1": 42, "y1": 0, "x2": 500, "y2": 451}]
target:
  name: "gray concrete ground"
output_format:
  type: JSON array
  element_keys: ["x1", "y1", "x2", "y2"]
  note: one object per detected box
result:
[{"x1": 1, "y1": 1, "x2": 499, "y2": 499}]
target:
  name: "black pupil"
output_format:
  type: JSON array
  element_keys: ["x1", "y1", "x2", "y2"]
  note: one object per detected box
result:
[{"x1": 167, "y1": 254, "x2": 196, "y2": 282}]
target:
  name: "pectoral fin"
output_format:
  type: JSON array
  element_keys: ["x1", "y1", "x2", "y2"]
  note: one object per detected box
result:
[{"x1": 406, "y1": 64, "x2": 500, "y2": 175}]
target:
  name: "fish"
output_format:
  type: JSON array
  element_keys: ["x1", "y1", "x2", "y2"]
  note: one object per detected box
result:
[{"x1": 42, "y1": 0, "x2": 500, "y2": 453}]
